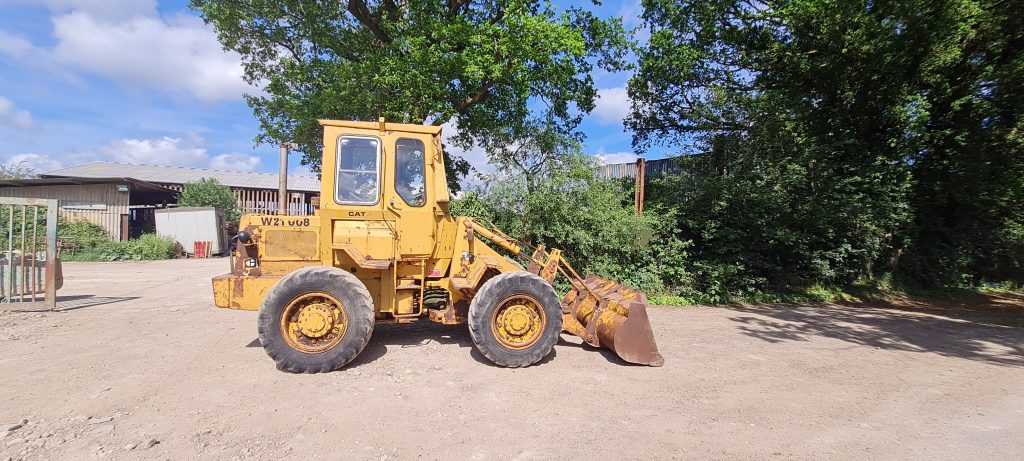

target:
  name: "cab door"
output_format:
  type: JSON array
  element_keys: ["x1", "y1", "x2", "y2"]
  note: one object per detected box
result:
[{"x1": 386, "y1": 136, "x2": 435, "y2": 256}]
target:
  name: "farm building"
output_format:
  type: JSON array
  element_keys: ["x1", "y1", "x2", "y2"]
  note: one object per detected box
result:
[{"x1": 0, "y1": 162, "x2": 320, "y2": 241}]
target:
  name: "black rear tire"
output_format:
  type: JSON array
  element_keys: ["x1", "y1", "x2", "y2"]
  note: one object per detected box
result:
[
  {"x1": 257, "y1": 266, "x2": 375, "y2": 373},
  {"x1": 468, "y1": 271, "x2": 562, "y2": 367}
]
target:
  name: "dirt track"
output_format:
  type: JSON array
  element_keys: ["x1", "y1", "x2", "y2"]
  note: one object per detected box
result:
[{"x1": 1, "y1": 259, "x2": 1022, "y2": 460}]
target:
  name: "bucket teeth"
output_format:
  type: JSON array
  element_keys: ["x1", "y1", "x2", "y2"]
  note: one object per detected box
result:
[{"x1": 561, "y1": 275, "x2": 664, "y2": 366}]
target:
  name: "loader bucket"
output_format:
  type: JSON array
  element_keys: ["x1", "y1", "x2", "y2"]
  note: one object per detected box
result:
[{"x1": 561, "y1": 275, "x2": 664, "y2": 366}]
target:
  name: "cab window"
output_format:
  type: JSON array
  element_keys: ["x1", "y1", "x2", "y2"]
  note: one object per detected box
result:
[
  {"x1": 335, "y1": 136, "x2": 380, "y2": 205},
  {"x1": 395, "y1": 138, "x2": 426, "y2": 207}
]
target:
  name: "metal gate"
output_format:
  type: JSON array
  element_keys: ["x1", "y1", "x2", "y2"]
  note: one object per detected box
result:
[{"x1": 0, "y1": 197, "x2": 58, "y2": 310}]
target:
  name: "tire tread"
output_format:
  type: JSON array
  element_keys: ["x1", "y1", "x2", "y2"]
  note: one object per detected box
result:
[
  {"x1": 468, "y1": 271, "x2": 562, "y2": 367},
  {"x1": 257, "y1": 266, "x2": 375, "y2": 373}
]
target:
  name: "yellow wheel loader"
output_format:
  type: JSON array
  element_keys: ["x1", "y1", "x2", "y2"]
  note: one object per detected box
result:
[{"x1": 212, "y1": 119, "x2": 663, "y2": 372}]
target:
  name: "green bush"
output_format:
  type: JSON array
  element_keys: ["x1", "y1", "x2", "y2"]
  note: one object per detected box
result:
[
  {"x1": 0, "y1": 205, "x2": 49, "y2": 249},
  {"x1": 59, "y1": 220, "x2": 112, "y2": 253},
  {"x1": 58, "y1": 220, "x2": 178, "y2": 261},
  {"x1": 99, "y1": 234, "x2": 179, "y2": 261},
  {"x1": 179, "y1": 178, "x2": 240, "y2": 223},
  {"x1": 452, "y1": 154, "x2": 691, "y2": 296}
]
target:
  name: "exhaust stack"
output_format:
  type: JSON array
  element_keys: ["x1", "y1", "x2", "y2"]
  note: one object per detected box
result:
[{"x1": 278, "y1": 142, "x2": 295, "y2": 215}]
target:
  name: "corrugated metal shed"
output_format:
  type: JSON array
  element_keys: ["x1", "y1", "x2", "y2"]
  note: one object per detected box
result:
[
  {"x1": 597, "y1": 162, "x2": 640, "y2": 179},
  {"x1": 43, "y1": 162, "x2": 321, "y2": 192},
  {"x1": 0, "y1": 177, "x2": 179, "y2": 240},
  {"x1": 596, "y1": 157, "x2": 681, "y2": 179},
  {"x1": 0, "y1": 182, "x2": 130, "y2": 241}
]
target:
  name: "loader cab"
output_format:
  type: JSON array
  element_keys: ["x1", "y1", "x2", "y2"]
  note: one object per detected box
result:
[{"x1": 317, "y1": 118, "x2": 456, "y2": 276}]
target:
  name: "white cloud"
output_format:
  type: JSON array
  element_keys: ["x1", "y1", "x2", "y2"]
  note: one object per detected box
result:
[
  {"x1": 0, "y1": 30, "x2": 33, "y2": 58},
  {"x1": 1, "y1": 153, "x2": 62, "y2": 172},
  {"x1": 593, "y1": 86, "x2": 631, "y2": 126},
  {"x1": 1, "y1": 2, "x2": 249, "y2": 102},
  {"x1": 618, "y1": 0, "x2": 644, "y2": 28},
  {"x1": 2, "y1": 134, "x2": 265, "y2": 173},
  {"x1": 210, "y1": 152, "x2": 261, "y2": 172},
  {"x1": 617, "y1": 0, "x2": 650, "y2": 44},
  {"x1": 8, "y1": 0, "x2": 158, "y2": 22},
  {"x1": 50, "y1": 11, "x2": 250, "y2": 102},
  {"x1": 0, "y1": 96, "x2": 34, "y2": 129},
  {"x1": 99, "y1": 136, "x2": 209, "y2": 166},
  {"x1": 595, "y1": 148, "x2": 638, "y2": 165},
  {"x1": 440, "y1": 120, "x2": 492, "y2": 175}
]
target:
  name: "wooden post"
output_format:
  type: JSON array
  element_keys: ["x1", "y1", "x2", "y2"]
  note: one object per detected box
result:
[{"x1": 634, "y1": 158, "x2": 646, "y2": 215}]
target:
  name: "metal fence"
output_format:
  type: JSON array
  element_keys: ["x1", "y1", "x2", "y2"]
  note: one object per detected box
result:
[{"x1": 0, "y1": 197, "x2": 58, "y2": 310}]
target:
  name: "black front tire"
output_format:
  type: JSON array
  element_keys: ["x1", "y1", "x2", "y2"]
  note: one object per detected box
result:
[
  {"x1": 257, "y1": 266, "x2": 375, "y2": 373},
  {"x1": 468, "y1": 271, "x2": 562, "y2": 367}
]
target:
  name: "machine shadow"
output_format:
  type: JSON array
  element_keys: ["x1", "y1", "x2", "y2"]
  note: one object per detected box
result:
[
  {"x1": 0, "y1": 294, "x2": 139, "y2": 313},
  {"x1": 245, "y1": 322, "x2": 618, "y2": 368},
  {"x1": 347, "y1": 321, "x2": 561, "y2": 368},
  {"x1": 347, "y1": 321, "x2": 473, "y2": 368},
  {"x1": 555, "y1": 336, "x2": 643, "y2": 367},
  {"x1": 724, "y1": 292, "x2": 1024, "y2": 366},
  {"x1": 55, "y1": 295, "x2": 140, "y2": 311}
]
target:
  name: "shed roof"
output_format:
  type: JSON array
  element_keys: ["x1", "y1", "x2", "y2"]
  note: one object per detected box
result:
[
  {"x1": 42, "y1": 162, "x2": 321, "y2": 192},
  {"x1": 0, "y1": 176, "x2": 172, "y2": 192},
  {"x1": 0, "y1": 176, "x2": 179, "y2": 205}
]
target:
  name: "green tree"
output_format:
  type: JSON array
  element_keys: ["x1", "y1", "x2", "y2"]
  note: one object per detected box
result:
[
  {"x1": 629, "y1": 0, "x2": 1023, "y2": 293},
  {"x1": 896, "y1": 1, "x2": 1024, "y2": 286},
  {"x1": 480, "y1": 118, "x2": 580, "y2": 193},
  {"x1": 0, "y1": 162, "x2": 35, "y2": 179},
  {"x1": 191, "y1": 0, "x2": 630, "y2": 193},
  {"x1": 178, "y1": 178, "x2": 241, "y2": 223}
]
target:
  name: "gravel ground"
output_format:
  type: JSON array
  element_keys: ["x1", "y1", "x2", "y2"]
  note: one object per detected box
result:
[{"x1": 0, "y1": 258, "x2": 1022, "y2": 460}]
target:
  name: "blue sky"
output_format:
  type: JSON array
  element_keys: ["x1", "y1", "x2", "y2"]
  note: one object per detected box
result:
[{"x1": 0, "y1": 0, "x2": 648, "y2": 178}]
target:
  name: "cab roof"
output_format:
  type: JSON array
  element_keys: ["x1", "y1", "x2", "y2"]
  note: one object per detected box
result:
[{"x1": 318, "y1": 118, "x2": 443, "y2": 135}]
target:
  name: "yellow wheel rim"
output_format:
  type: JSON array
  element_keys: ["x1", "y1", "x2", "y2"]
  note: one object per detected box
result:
[
  {"x1": 490, "y1": 295, "x2": 547, "y2": 350},
  {"x1": 280, "y1": 292, "x2": 348, "y2": 354}
]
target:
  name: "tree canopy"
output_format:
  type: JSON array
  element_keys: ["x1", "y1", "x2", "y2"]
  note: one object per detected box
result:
[
  {"x1": 191, "y1": 0, "x2": 629, "y2": 191},
  {"x1": 628, "y1": 0, "x2": 1023, "y2": 292},
  {"x1": 193, "y1": 0, "x2": 1022, "y2": 300},
  {"x1": 179, "y1": 178, "x2": 241, "y2": 224},
  {"x1": 0, "y1": 162, "x2": 36, "y2": 179}
]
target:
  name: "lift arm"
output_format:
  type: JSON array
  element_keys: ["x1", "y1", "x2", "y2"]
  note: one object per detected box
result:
[{"x1": 467, "y1": 218, "x2": 664, "y2": 366}]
